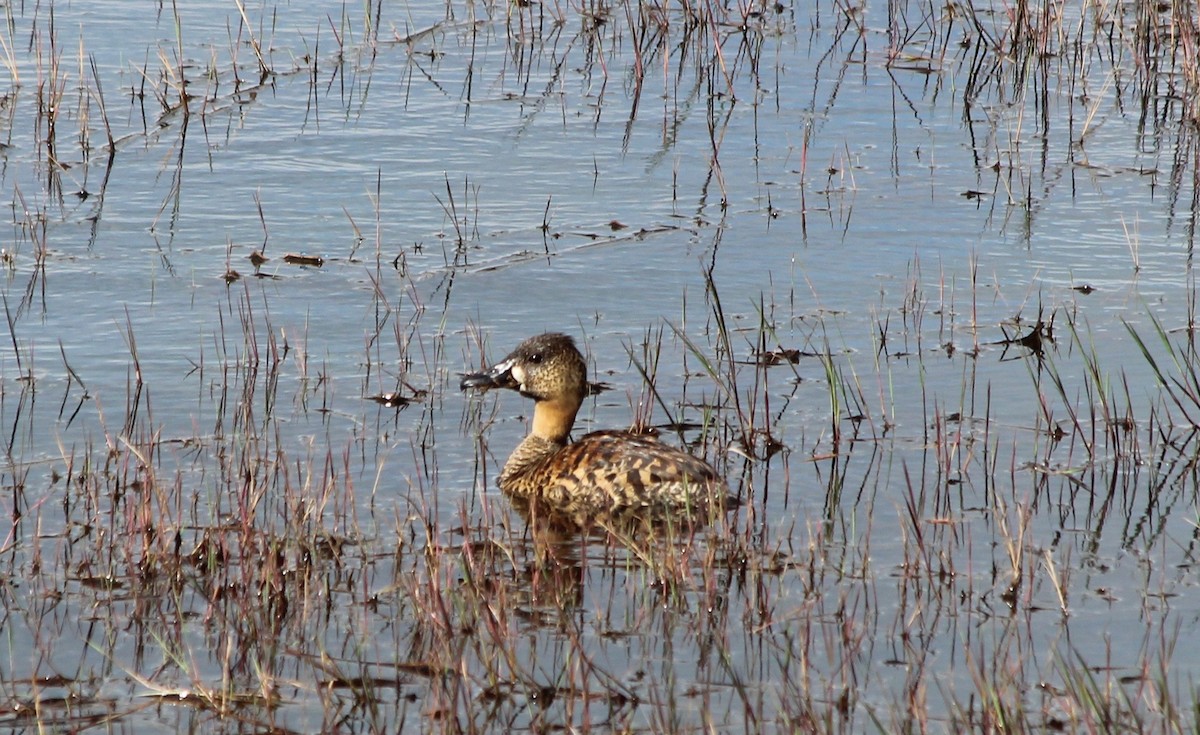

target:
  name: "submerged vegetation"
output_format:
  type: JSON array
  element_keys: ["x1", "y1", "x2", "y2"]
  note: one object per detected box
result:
[{"x1": 0, "y1": 0, "x2": 1198, "y2": 732}]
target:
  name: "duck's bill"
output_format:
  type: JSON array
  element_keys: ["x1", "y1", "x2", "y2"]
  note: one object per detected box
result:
[
  {"x1": 459, "y1": 371, "x2": 501, "y2": 392},
  {"x1": 460, "y1": 358, "x2": 519, "y2": 392}
]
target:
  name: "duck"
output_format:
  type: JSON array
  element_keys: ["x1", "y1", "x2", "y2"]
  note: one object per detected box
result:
[{"x1": 460, "y1": 332, "x2": 726, "y2": 515}]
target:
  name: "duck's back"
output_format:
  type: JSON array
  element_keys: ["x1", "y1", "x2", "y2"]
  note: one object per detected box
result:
[{"x1": 499, "y1": 429, "x2": 725, "y2": 512}]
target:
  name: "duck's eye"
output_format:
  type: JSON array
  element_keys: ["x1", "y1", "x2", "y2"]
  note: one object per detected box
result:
[{"x1": 528, "y1": 352, "x2": 544, "y2": 364}]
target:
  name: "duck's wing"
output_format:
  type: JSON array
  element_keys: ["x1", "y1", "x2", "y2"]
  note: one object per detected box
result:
[{"x1": 538, "y1": 430, "x2": 724, "y2": 509}]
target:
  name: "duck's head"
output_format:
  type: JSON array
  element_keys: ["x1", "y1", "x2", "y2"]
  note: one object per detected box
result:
[{"x1": 461, "y1": 332, "x2": 589, "y2": 409}]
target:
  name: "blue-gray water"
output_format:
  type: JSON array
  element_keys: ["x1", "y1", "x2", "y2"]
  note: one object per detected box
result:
[{"x1": 1, "y1": 0, "x2": 1197, "y2": 731}]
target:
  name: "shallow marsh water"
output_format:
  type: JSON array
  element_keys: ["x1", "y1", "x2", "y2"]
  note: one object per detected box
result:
[{"x1": 1, "y1": 0, "x2": 1199, "y2": 732}]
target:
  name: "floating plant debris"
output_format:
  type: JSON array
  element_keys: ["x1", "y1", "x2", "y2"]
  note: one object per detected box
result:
[{"x1": 283, "y1": 253, "x2": 324, "y2": 267}]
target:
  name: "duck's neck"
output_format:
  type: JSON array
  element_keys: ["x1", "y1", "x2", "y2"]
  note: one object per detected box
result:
[
  {"x1": 530, "y1": 396, "x2": 580, "y2": 445},
  {"x1": 499, "y1": 397, "x2": 580, "y2": 487}
]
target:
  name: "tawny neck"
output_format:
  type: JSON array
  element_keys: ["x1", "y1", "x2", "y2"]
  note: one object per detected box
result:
[{"x1": 530, "y1": 397, "x2": 580, "y2": 444}]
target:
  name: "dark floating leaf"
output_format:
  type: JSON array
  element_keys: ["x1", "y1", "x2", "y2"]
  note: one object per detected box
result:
[
  {"x1": 10, "y1": 674, "x2": 75, "y2": 687},
  {"x1": 367, "y1": 386, "x2": 427, "y2": 408},
  {"x1": 367, "y1": 392, "x2": 412, "y2": 408},
  {"x1": 395, "y1": 661, "x2": 455, "y2": 678},
  {"x1": 608, "y1": 219, "x2": 627, "y2": 231},
  {"x1": 222, "y1": 269, "x2": 241, "y2": 283},
  {"x1": 248, "y1": 250, "x2": 268, "y2": 266},
  {"x1": 753, "y1": 348, "x2": 803, "y2": 366},
  {"x1": 961, "y1": 190, "x2": 987, "y2": 199},
  {"x1": 77, "y1": 575, "x2": 125, "y2": 590},
  {"x1": 763, "y1": 436, "x2": 786, "y2": 458},
  {"x1": 623, "y1": 424, "x2": 660, "y2": 437},
  {"x1": 997, "y1": 316, "x2": 1054, "y2": 357},
  {"x1": 308, "y1": 532, "x2": 354, "y2": 559},
  {"x1": 1109, "y1": 416, "x2": 1135, "y2": 432},
  {"x1": 320, "y1": 676, "x2": 408, "y2": 690},
  {"x1": 1073, "y1": 284, "x2": 1095, "y2": 294},
  {"x1": 587, "y1": 381, "x2": 613, "y2": 395},
  {"x1": 283, "y1": 253, "x2": 324, "y2": 267}
]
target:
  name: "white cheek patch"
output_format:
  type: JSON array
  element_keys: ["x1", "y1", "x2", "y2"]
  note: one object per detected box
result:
[{"x1": 510, "y1": 364, "x2": 527, "y2": 388}]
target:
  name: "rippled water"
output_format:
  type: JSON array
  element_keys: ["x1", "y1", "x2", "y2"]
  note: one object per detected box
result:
[{"x1": 2, "y1": 0, "x2": 1198, "y2": 731}]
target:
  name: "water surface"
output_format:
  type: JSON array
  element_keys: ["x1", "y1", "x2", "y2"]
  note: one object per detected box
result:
[{"x1": 1, "y1": 0, "x2": 1198, "y2": 731}]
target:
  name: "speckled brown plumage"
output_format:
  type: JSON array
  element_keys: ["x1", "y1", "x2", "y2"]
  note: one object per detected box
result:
[{"x1": 461, "y1": 333, "x2": 725, "y2": 515}]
